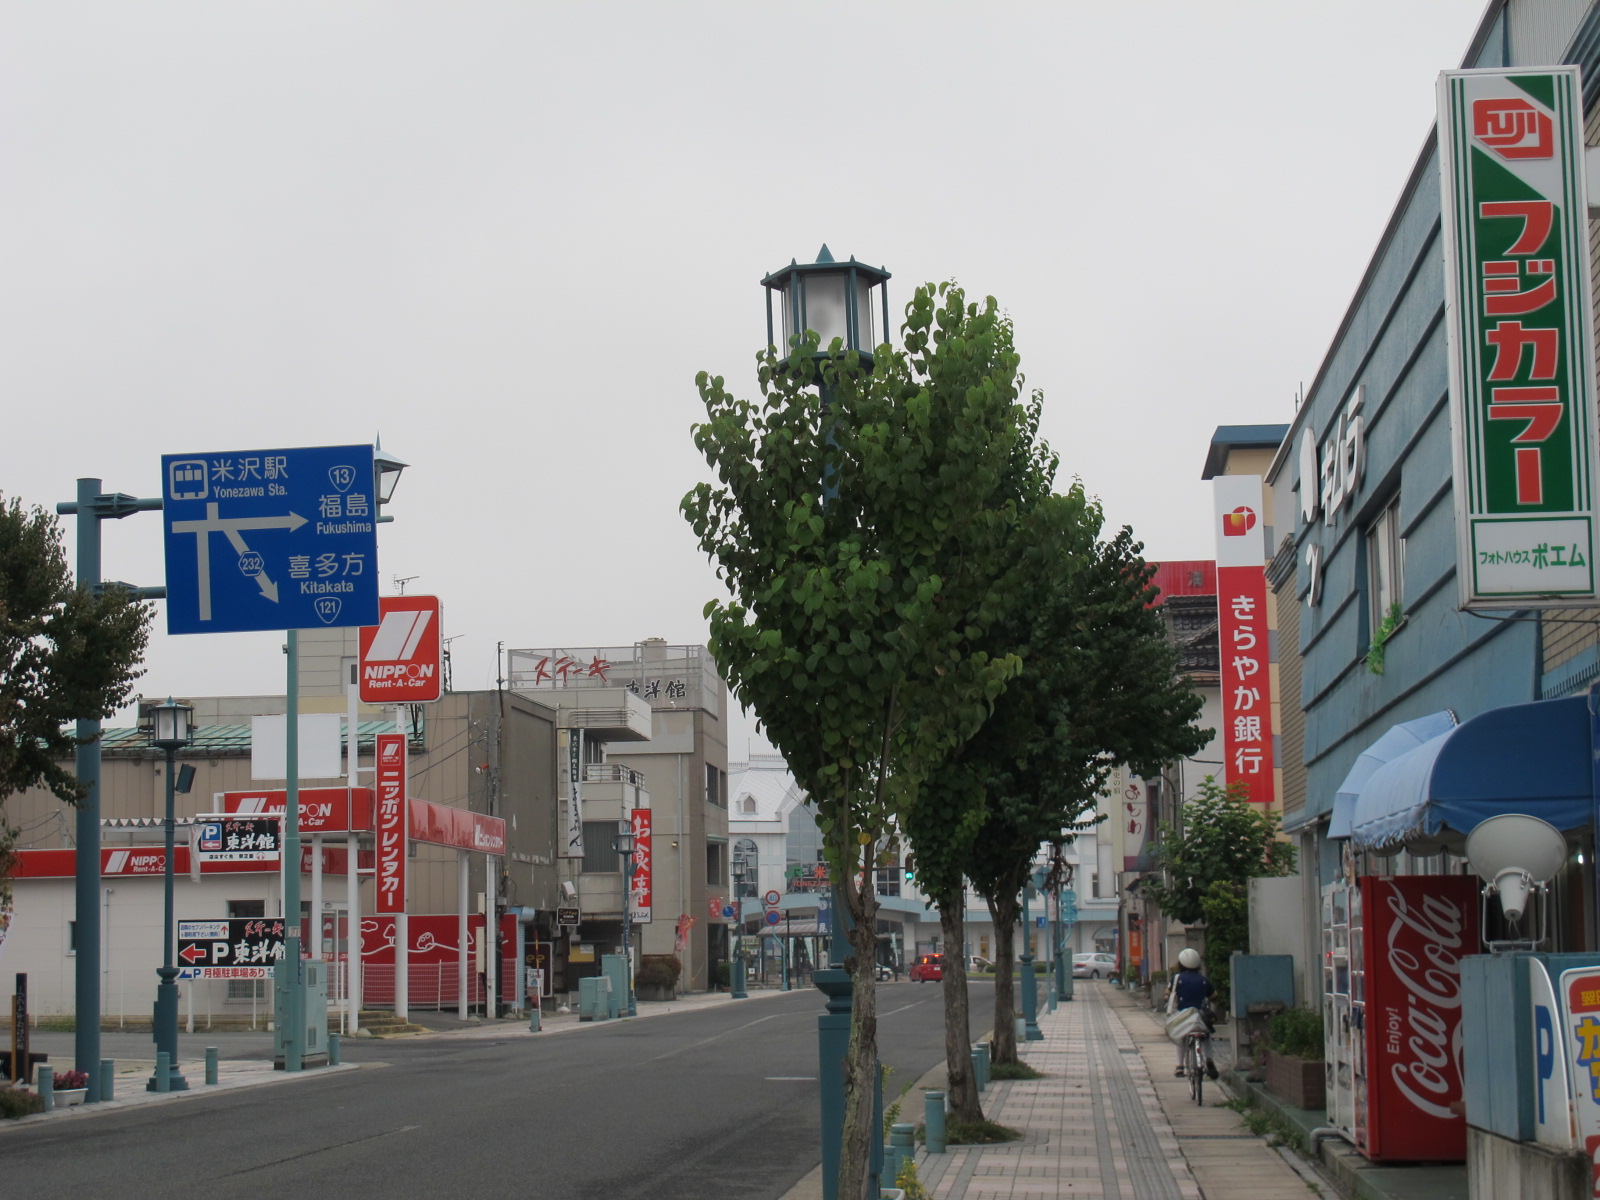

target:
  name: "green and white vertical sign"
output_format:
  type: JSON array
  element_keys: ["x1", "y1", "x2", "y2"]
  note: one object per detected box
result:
[{"x1": 1440, "y1": 66, "x2": 1600, "y2": 609}]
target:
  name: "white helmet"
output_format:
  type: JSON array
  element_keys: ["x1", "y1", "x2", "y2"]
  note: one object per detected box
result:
[{"x1": 1178, "y1": 948, "x2": 1202, "y2": 970}]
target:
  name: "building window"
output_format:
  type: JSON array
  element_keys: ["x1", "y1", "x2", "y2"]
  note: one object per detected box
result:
[
  {"x1": 707, "y1": 841, "x2": 726, "y2": 887},
  {"x1": 1366, "y1": 495, "x2": 1404, "y2": 634},
  {"x1": 705, "y1": 764, "x2": 726, "y2": 808},
  {"x1": 68, "y1": 920, "x2": 77, "y2": 955},
  {"x1": 582, "y1": 821, "x2": 623, "y2": 874}
]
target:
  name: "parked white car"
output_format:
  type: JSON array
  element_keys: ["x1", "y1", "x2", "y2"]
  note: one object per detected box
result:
[{"x1": 1072, "y1": 952, "x2": 1116, "y2": 980}]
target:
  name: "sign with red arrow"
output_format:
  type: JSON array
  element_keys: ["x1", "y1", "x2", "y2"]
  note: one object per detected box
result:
[{"x1": 176, "y1": 917, "x2": 287, "y2": 978}]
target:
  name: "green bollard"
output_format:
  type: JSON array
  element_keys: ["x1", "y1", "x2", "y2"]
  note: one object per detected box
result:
[
  {"x1": 890, "y1": 1122, "x2": 915, "y2": 1186},
  {"x1": 328, "y1": 1034, "x2": 340, "y2": 1067},
  {"x1": 529, "y1": 1002, "x2": 541, "y2": 1033},
  {"x1": 971, "y1": 1048, "x2": 984, "y2": 1093},
  {"x1": 976, "y1": 1042, "x2": 991, "y2": 1090},
  {"x1": 99, "y1": 1058, "x2": 114, "y2": 1102},
  {"x1": 924, "y1": 1089, "x2": 946, "y2": 1154},
  {"x1": 36, "y1": 1064, "x2": 54, "y2": 1111},
  {"x1": 205, "y1": 1046, "x2": 219, "y2": 1085},
  {"x1": 155, "y1": 1052, "x2": 170, "y2": 1093}
]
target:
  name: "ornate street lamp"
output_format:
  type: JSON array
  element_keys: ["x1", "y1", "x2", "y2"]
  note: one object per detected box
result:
[
  {"x1": 762, "y1": 246, "x2": 891, "y2": 369},
  {"x1": 148, "y1": 697, "x2": 194, "y2": 1091},
  {"x1": 612, "y1": 823, "x2": 637, "y2": 1017},
  {"x1": 374, "y1": 442, "x2": 408, "y2": 507}
]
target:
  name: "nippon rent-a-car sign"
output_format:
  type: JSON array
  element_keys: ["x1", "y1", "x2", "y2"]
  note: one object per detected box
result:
[
  {"x1": 1440, "y1": 66, "x2": 1600, "y2": 608},
  {"x1": 359, "y1": 595, "x2": 443, "y2": 703}
]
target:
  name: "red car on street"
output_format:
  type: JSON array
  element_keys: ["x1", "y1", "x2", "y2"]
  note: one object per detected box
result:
[{"x1": 910, "y1": 953, "x2": 944, "y2": 982}]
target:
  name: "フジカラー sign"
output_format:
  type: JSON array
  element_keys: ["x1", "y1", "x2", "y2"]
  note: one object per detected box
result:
[
  {"x1": 359, "y1": 595, "x2": 443, "y2": 703},
  {"x1": 1211, "y1": 475, "x2": 1275, "y2": 805},
  {"x1": 1440, "y1": 67, "x2": 1600, "y2": 608}
]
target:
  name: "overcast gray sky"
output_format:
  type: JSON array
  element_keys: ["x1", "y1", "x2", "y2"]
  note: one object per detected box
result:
[{"x1": 2, "y1": 1, "x2": 1486, "y2": 757}]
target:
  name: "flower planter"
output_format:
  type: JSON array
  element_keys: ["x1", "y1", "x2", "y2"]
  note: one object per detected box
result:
[
  {"x1": 1263, "y1": 1049, "x2": 1324, "y2": 1110},
  {"x1": 635, "y1": 983, "x2": 675, "y2": 1003},
  {"x1": 55, "y1": 1088, "x2": 89, "y2": 1107}
]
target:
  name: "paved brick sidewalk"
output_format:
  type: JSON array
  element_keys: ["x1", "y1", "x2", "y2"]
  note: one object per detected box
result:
[{"x1": 914, "y1": 981, "x2": 1319, "y2": 1200}]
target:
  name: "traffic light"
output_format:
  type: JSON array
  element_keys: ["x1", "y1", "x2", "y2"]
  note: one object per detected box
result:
[{"x1": 903, "y1": 859, "x2": 916, "y2": 885}]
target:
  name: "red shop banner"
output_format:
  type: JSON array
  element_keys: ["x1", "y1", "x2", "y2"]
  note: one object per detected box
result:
[
  {"x1": 375, "y1": 733, "x2": 408, "y2": 915},
  {"x1": 1212, "y1": 474, "x2": 1276, "y2": 805}
]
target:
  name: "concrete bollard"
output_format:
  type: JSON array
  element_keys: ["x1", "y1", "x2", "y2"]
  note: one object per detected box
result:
[
  {"x1": 924, "y1": 1089, "x2": 947, "y2": 1154},
  {"x1": 976, "y1": 1042, "x2": 991, "y2": 1090},
  {"x1": 889, "y1": 1122, "x2": 915, "y2": 1186},
  {"x1": 36, "y1": 1064, "x2": 54, "y2": 1112},
  {"x1": 205, "y1": 1046, "x2": 219, "y2": 1085},
  {"x1": 328, "y1": 1034, "x2": 341, "y2": 1067},
  {"x1": 100, "y1": 1059, "x2": 115, "y2": 1103},
  {"x1": 155, "y1": 1052, "x2": 171, "y2": 1093}
]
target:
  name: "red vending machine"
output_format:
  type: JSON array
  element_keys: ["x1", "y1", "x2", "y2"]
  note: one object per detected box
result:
[{"x1": 1323, "y1": 874, "x2": 1480, "y2": 1162}]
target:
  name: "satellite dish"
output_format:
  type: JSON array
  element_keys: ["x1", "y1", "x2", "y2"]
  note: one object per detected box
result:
[{"x1": 1465, "y1": 814, "x2": 1567, "y2": 923}]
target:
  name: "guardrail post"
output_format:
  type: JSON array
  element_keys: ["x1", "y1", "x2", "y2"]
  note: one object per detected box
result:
[{"x1": 923, "y1": 1089, "x2": 946, "y2": 1154}]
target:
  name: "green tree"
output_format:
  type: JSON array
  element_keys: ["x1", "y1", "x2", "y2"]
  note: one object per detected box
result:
[
  {"x1": 946, "y1": 506, "x2": 1210, "y2": 1067},
  {"x1": 0, "y1": 496, "x2": 152, "y2": 914},
  {"x1": 683, "y1": 282, "x2": 1052, "y2": 1200},
  {"x1": 1140, "y1": 775, "x2": 1296, "y2": 926}
]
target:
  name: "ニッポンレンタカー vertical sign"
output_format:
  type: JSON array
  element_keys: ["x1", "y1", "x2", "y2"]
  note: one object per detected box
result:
[
  {"x1": 1440, "y1": 67, "x2": 1600, "y2": 608},
  {"x1": 375, "y1": 733, "x2": 407, "y2": 915},
  {"x1": 1212, "y1": 475, "x2": 1276, "y2": 805}
]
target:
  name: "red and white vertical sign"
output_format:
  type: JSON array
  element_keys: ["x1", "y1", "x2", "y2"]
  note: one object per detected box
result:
[
  {"x1": 1212, "y1": 475, "x2": 1276, "y2": 806},
  {"x1": 630, "y1": 809, "x2": 652, "y2": 924},
  {"x1": 375, "y1": 733, "x2": 408, "y2": 914}
]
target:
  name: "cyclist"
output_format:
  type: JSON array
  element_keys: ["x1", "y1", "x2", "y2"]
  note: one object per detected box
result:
[{"x1": 1168, "y1": 948, "x2": 1218, "y2": 1080}]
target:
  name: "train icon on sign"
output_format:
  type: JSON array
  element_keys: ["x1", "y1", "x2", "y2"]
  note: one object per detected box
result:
[{"x1": 169, "y1": 459, "x2": 208, "y2": 500}]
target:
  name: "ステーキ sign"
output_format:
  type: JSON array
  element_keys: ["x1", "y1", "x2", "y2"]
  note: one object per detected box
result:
[
  {"x1": 161, "y1": 444, "x2": 380, "y2": 634},
  {"x1": 1440, "y1": 67, "x2": 1600, "y2": 608}
]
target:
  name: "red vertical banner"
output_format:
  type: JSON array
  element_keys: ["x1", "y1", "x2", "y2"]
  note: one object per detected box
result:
[
  {"x1": 375, "y1": 733, "x2": 407, "y2": 915},
  {"x1": 630, "y1": 809, "x2": 653, "y2": 924},
  {"x1": 1212, "y1": 475, "x2": 1276, "y2": 805}
]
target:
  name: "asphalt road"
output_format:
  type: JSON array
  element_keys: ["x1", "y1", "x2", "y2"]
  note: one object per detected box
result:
[{"x1": 3, "y1": 981, "x2": 976, "y2": 1200}]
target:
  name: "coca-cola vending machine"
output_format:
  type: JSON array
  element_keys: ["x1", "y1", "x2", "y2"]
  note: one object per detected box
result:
[{"x1": 1322, "y1": 875, "x2": 1480, "y2": 1161}]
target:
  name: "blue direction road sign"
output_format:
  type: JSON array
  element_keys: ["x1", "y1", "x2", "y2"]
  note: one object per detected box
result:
[{"x1": 162, "y1": 445, "x2": 379, "y2": 634}]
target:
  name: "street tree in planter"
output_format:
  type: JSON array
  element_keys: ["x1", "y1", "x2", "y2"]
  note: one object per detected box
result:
[
  {"x1": 0, "y1": 495, "x2": 150, "y2": 925},
  {"x1": 952, "y1": 505, "x2": 1210, "y2": 1067},
  {"x1": 684, "y1": 281, "x2": 1053, "y2": 1200},
  {"x1": 1140, "y1": 775, "x2": 1297, "y2": 1004}
]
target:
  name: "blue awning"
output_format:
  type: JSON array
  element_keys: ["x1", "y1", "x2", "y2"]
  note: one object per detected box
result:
[
  {"x1": 1328, "y1": 711, "x2": 1458, "y2": 839},
  {"x1": 1348, "y1": 694, "x2": 1594, "y2": 850}
]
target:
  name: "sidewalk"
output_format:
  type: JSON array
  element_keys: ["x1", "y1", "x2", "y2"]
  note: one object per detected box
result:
[{"x1": 910, "y1": 981, "x2": 1320, "y2": 1200}]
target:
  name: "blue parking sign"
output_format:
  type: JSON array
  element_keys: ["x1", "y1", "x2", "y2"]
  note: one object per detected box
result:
[{"x1": 162, "y1": 445, "x2": 380, "y2": 634}]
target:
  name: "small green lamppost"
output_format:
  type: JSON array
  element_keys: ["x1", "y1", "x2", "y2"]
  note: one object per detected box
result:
[
  {"x1": 612, "y1": 824, "x2": 638, "y2": 1017},
  {"x1": 148, "y1": 697, "x2": 195, "y2": 1091},
  {"x1": 761, "y1": 245, "x2": 891, "y2": 1200}
]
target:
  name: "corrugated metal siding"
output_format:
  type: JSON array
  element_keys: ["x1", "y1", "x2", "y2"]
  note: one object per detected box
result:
[{"x1": 1274, "y1": 579, "x2": 1306, "y2": 822}]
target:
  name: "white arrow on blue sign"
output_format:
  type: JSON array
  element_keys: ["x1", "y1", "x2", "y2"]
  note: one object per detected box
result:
[{"x1": 161, "y1": 445, "x2": 380, "y2": 635}]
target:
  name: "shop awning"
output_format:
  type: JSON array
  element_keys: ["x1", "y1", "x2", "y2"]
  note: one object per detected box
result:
[
  {"x1": 1328, "y1": 711, "x2": 1458, "y2": 839},
  {"x1": 1348, "y1": 694, "x2": 1594, "y2": 850}
]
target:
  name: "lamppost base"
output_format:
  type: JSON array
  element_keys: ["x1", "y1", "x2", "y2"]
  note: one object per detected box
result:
[{"x1": 145, "y1": 1072, "x2": 190, "y2": 1093}]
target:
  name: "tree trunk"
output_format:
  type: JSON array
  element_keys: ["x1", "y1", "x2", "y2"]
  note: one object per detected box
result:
[
  {"x1": 938, "y1": 899, "x2": 983, "y2": 1123},
  {"x1": 837, "y1": 844, "x2": 880, "y2": 1200},
  {"x1": 987, "y1": 890, "x2": 1021, "y2": 1065}
]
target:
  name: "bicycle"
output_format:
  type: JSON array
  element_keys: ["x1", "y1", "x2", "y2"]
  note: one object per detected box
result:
[{"x1": 1183, "y1": 1029, "x2": 1207, "y2": 1105}]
